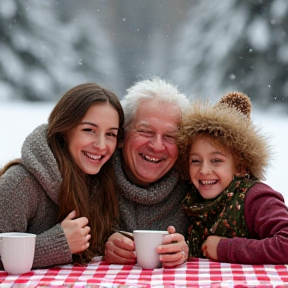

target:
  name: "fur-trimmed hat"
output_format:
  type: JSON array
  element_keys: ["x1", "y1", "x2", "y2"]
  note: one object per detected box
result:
[{"x1": 178, "y1": 91, "x2": 271, "y2": 181}]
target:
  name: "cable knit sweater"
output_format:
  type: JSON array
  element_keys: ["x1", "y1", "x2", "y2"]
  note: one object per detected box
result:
[
  {"x1": 0, "y1": 124, "x2": 71, "y2": 269},
  {"x1": 114, "y1": 150, "x2": 189, "y2": 237}
]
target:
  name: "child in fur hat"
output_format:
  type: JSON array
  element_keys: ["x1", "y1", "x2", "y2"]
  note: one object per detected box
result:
[{"x1": 178, "y1": 91, "x2": 288, "y2": 264}]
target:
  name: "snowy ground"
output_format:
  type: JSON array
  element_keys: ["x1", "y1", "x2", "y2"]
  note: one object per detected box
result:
[{"x1": 0, "y1": 101, "x2": 287, "y2": 201}]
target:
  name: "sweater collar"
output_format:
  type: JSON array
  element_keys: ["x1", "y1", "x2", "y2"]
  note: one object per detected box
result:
[
  {"x1": 114, "y1": 149, "x2": 179, "y2": 205},
  {"x1": 21, "y1": 124, "x2": 61, "y2": 205}
]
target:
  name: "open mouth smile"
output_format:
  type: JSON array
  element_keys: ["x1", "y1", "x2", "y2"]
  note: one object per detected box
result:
[
  {"x1": 139, "y1": 153, "x2": 164, "y2": 163},
  {"x1": 200, "y1": 180, "x2": 218, "y2": 185},
  {"x1": 83, "y1": 151, "x2": 104, "y2": 161}
]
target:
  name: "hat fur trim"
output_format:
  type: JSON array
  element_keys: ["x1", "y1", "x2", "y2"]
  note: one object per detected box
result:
[{"x1": 178, "y1": 92, "x2": 271, "y2": 181}]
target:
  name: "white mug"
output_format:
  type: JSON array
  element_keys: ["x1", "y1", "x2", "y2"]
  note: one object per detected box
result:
[
  {"x1": 0, "y1": 232, "x2": 36, "y2": 274},
  {"x1": 133, "y1": 230, "x2": 168, "y2": 269}
]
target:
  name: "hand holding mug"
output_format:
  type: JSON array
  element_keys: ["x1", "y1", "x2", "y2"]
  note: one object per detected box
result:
[
  {"x1": 157, "y1": 226, "x2": 189, "y2": 268},
  {"x1": 133, "y1": 230, "x2": 168, "y2": 269},
  {"x1": 104, "y1": 231, "x2": 136, "y2": 264}
]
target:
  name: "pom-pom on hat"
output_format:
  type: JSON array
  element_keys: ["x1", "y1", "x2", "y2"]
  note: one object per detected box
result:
[
  {"x1": 177, "y1": 91, "x2": 271, "y2": 181},
  {"x1": 215, "y1": 91, "x2": 252, "y2": 118}
]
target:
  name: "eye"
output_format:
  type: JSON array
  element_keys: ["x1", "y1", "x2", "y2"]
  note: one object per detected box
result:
[
  {"x1": 163, "y1": 135, "x2": 177, "y2": 144},
  {"x1": 211, "y1": 158, "x2": 223, "y2": 163},
  {"x1": 136, "y1": 129, "x2": 154, "y2": 137},
  {"x1": 83, "y1": 128, "x2": 94, "y2": 133},
  {"x1": 190, "y1": 159, "x2": 200, "y2": 164},
  {"x1": 106, "y1": 132, "x2": 117, "y2": 138}
]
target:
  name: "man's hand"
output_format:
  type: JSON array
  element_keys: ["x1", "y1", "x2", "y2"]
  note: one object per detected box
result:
[
  {"x1": 61, "y1": 210, "x2": 91, "y2": 254},
  {"x1": 104, "y1": 232, "x2": 136, "y2": 264},
  {"x1": 157, "y1": 226, "x2": 189, "y2": 267}
]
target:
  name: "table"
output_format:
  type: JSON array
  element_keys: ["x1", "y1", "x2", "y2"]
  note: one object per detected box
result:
[{"x1": 1, "y1": 257, "x2": 288, "y2": 287}]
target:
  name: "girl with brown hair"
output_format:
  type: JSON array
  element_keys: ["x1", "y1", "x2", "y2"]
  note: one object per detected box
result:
[{"x1": 0, "y1": 83, "x2": 124, "y2": 268}]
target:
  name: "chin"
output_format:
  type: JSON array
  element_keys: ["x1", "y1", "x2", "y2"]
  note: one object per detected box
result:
[{"x1": 83, "y1": 167, "x2": 101, "y2": 175}]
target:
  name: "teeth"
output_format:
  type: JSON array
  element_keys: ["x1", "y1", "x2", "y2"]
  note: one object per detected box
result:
[
  {"x1": 141, "y1": 153, "x2": 162, "y2": 163},
  {"x1": 201, "y1": 180, "x2": 217, "y2": 185},
  {"x1": 84, "y1": 152, "x2": 102, "y2": 160}
]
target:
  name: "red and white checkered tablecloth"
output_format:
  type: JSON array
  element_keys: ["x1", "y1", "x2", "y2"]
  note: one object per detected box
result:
[{"x1": 1, "y1": 257, "x2": 288, "y2": 287}]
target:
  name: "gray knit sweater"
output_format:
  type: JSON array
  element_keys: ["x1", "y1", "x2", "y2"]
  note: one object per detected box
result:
[
  {"x1": 0, "y1": 124, "x2": 72, "y2": 269},
  {"x1": 114, "y1": 150, "x2": 189, "y2": 237}
]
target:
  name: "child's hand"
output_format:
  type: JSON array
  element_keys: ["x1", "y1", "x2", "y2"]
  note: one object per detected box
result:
[{"x1": 201, "y1": 235, "x2": 226, "y2": 260}]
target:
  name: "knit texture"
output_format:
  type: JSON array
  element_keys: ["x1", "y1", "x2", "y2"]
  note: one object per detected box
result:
[
  {"x1": 114, "y1": 150, "x2": 189, "y2": 237},
  {"x1": 0, "y1": 124, "x2": 71, "y2": 269}
]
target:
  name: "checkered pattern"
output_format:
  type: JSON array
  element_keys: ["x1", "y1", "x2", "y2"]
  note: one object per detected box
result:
[{"x1": 1, "y1": 258, "x2": 288, "y2": 287}]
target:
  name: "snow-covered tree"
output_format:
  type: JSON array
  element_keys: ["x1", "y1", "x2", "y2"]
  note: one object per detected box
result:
[
  {"x1": 0, "y1": 0, "x2": 121, "y2": 101},
  {"x1": 171, "y1": 0, "x2": 288, "y2": 108}
]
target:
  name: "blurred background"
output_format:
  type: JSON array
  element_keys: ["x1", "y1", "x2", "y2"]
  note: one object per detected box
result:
[
  {"x1": 0, "y1": 0, "x2": 288, "y2": 198},
  {"x1": 0, "y1": 0, "x2": 288, "y2": 109}
]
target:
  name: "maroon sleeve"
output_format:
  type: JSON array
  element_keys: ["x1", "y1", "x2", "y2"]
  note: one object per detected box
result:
[{"x1": 217, "y1": 182, "x2": 288, "y2": 264}]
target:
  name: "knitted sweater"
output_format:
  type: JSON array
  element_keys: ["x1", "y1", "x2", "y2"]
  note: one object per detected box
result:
[
  {"x1": 0, "y1": 124, "x2": 71, "y2": 269},
  {"x1": 114, "y1": 150, "x2": 189, "y2": 237},
  {"x1": 217, "y1": 182, "x2": 288, "y2": 264}
]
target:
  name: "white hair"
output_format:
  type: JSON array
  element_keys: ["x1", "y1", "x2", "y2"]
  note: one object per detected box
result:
[{"x1": 121, "y1": 77, "x2": 190, "y2": 131}]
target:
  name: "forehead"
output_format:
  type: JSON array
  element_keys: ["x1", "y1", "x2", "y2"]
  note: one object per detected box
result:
[
  {"x1": 133, "y1": 99, "x2": 181, "y2": 128},
  {"x1": 81, "y1": 102, "x2": 119, "y2": 124},
  {"x1": 190, "y1": 135, "x2": 233, "y2": 155}
]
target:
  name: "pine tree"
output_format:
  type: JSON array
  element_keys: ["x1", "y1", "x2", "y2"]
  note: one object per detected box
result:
[
  {"x1": 0, "y1": 0, "x2": 120, "y2": 101},
  {"x1": 171, "y1": 0, "x2": 288, "y2": 107}
]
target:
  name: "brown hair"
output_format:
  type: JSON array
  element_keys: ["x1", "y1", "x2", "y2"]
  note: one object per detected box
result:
[
  {"x1": 47, "y1": 83, "x2": 124, "y2": 264},
  {"x1": 0, "y1": 159, "x2": 22, "y2": 176},
  {"x1": 0, "y1": 83, "x2": 124, "y2": 263}
]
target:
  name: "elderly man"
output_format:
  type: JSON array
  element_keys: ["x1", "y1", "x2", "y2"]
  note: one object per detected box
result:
[{"x1": 105, "y1": 77, "x2": 190, "y2": 267}]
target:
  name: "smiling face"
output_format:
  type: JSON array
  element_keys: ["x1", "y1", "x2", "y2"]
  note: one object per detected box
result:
[
  {"x1": 121, "y1": 99, "x2": 181, "y2": 186},
  {"x1": 189, "y1": 135, "x2": 238, "y2": 199},
  {"x1": 65, "y1": 102, "x2": 120, "y2": 175}
]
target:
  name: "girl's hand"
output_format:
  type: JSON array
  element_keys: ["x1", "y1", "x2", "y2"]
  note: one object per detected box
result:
[
  {"x1": 61, "y1": 210, "x2": 91, "y2": 254},
  {"x1": 202, "y1": 235, "x2": 226, "y2": 260}
]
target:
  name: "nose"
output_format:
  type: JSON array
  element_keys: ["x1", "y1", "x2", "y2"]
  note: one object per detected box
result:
[
  {"x1": 148, "y1": 134, "x2": 165, "y2": 151},
  {"x1": 199, "y1": 162, "x2": 211, "y2": 175},
  {"x1": 93, "y1": 134, "x2": 106, "y2": 150}
]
